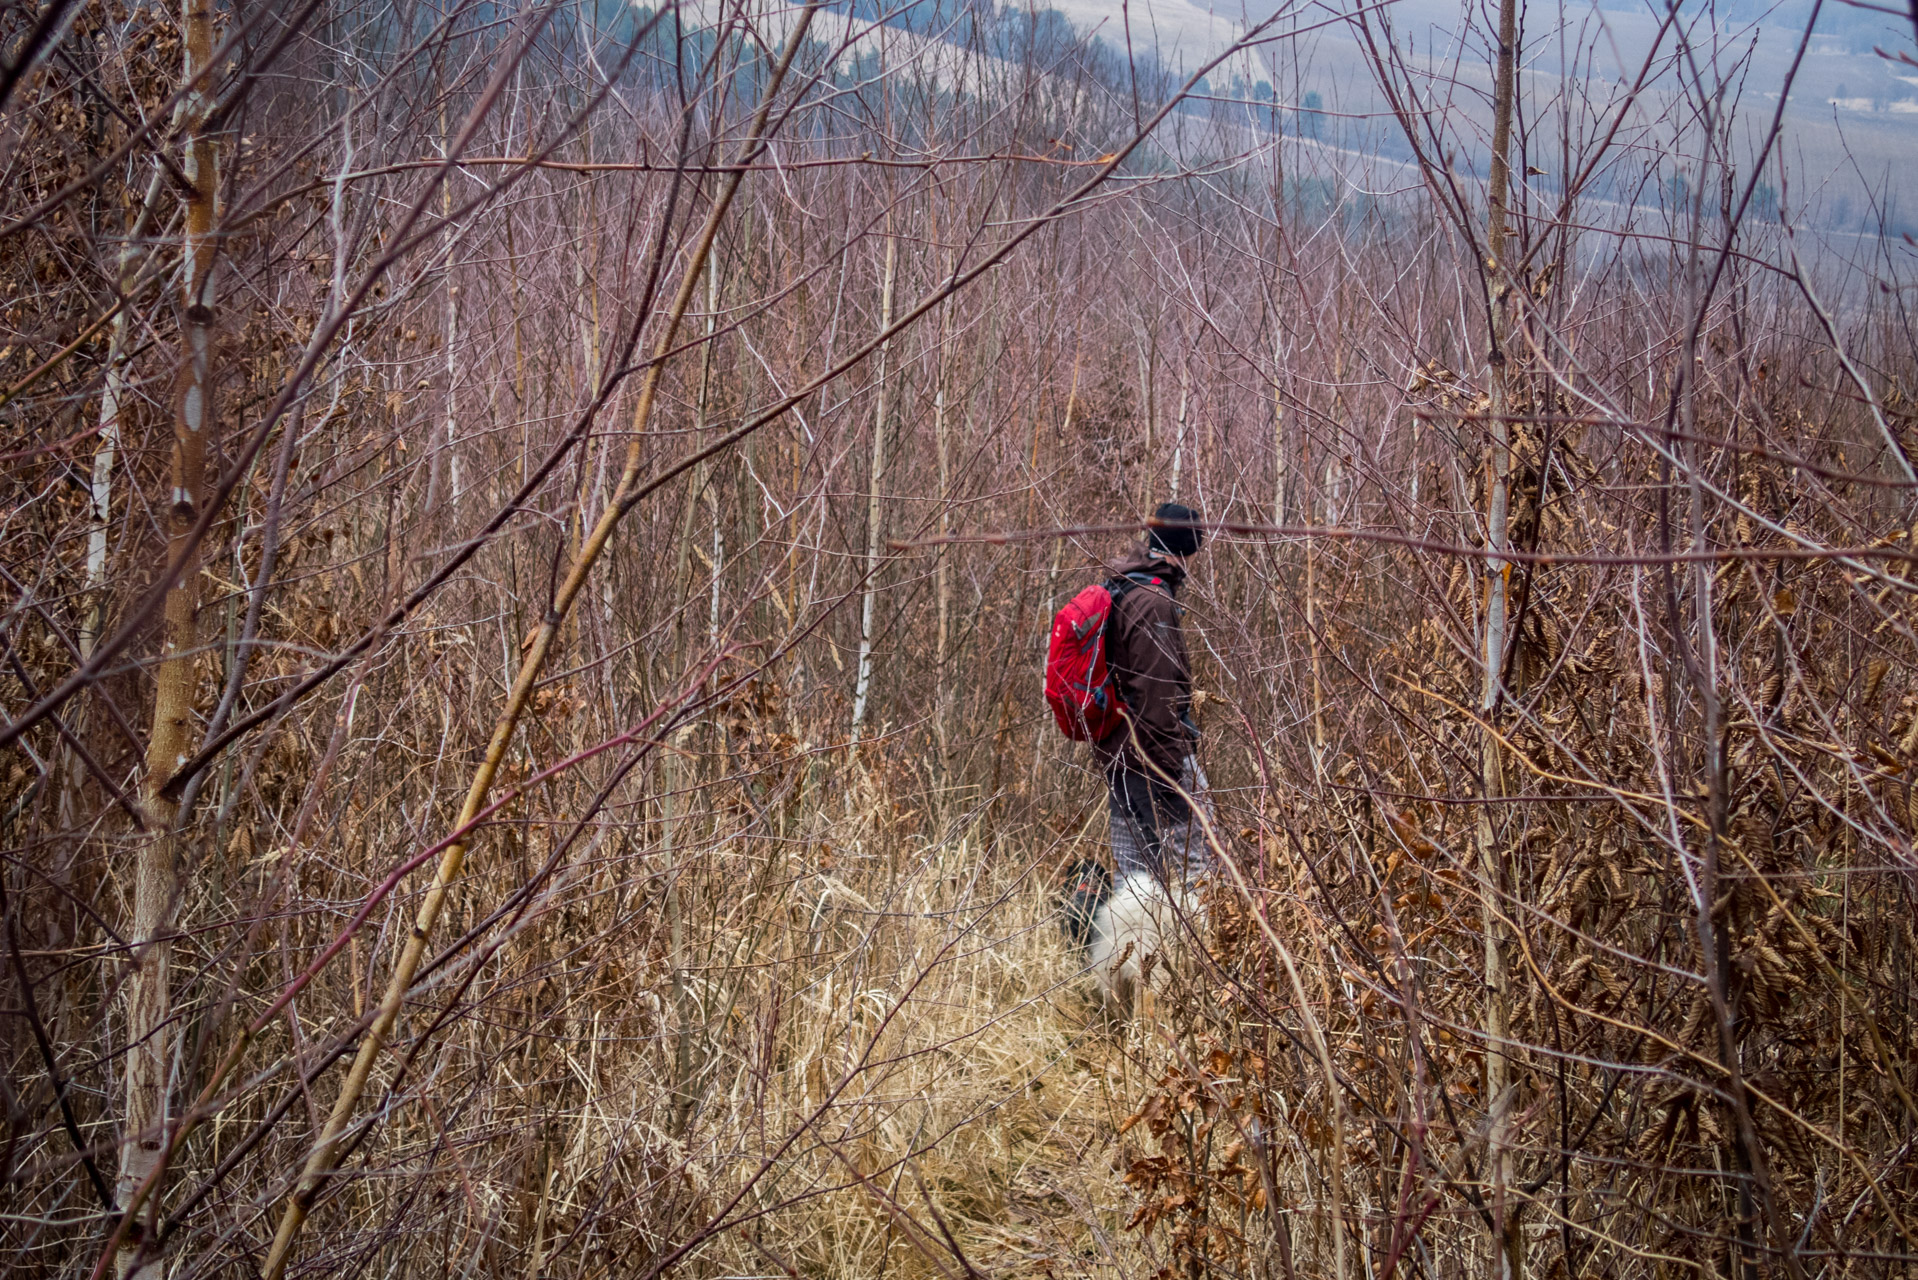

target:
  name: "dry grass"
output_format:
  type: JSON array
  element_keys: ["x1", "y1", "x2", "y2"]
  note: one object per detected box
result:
[
  {"x1": 3, "y1": 2, "x2": 1917, "y2": 1277},
  {"x1": 555, "y1": 778, "x2": 1166, "y2": 1280}
]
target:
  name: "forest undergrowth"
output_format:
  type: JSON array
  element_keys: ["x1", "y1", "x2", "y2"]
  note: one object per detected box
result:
[{"x1": 3, "y1": 0, "x2": 1917, "y2": 1276}]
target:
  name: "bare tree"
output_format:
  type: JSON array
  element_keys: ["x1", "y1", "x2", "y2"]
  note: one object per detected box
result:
[{"x1": 1, "y1": 2, "x2": 1913, "y2": 1280}]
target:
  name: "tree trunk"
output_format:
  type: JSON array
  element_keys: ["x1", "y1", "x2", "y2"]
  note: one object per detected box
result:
[
  {"x1": 1272, "y1": 329, "x2": 1286, "y2": 529},
  {"x1": 119, "y1": 0, "x2": 218, "y2": 1270},
  {"x1": 1170, "y1": 358, "x2": 1190, "y2": 497},
  {"x1": 850, "y1": 230, "x2": 897, "y2": 742},
  {"x1": 64, "y1": 168, "x2": 163, "y2": 840},
  {"x1": 84, "y1": 169, "x2": 164, "y2": 660},
  {"x1": 1479, "y1": 0, "x2": 1522, "y2": 1274},
  {"x1": 934, "y1": 380, "x2": 951, "y2": 772}
]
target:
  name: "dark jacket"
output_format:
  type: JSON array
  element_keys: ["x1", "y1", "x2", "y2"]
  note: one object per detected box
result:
[{"x1": 1095, "y1": 549, "x2": 1195, "y2": 774}]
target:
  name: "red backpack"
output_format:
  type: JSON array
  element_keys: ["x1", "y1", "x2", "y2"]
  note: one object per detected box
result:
[{"x1": 1044, "y1": 574, "x2": 1156, "y2": 741}]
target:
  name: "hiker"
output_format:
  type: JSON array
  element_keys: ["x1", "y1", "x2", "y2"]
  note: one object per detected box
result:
[
  {"x1": 1094, "y1": 502, "x2": 1210, "y2": 890},
  {"x1": 1047, "y1": 502, "x2": 1211, "y2": 948}
]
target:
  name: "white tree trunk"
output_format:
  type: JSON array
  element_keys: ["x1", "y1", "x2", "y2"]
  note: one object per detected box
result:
[{"x1": 850, "y1": 231, "x2": 897, "y2": 741}]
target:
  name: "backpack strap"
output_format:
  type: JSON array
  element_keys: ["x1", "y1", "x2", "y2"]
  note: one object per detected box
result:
[{"x1": 1101, "y1": 571, "x2": 1163, "y2": 646}]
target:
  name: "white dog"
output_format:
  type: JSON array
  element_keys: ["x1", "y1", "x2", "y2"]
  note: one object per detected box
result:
[{"x1": 1088, "y1": 872, "x2": 1204, "y2": 1014}]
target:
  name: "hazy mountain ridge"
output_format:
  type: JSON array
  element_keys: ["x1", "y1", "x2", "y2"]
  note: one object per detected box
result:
[{"x1": 800, "y1": 0, "x2": 1918, "y2": 236}]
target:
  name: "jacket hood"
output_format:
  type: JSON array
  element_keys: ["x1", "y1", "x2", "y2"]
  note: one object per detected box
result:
[{"x1": 1108, "y1": 548, "x2": 1185, "y2": 591}]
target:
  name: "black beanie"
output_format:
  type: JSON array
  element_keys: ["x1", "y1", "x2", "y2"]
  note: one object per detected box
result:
[{"x1": 1146, "y1": 502, "x2": 1203, "y2": 557}]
